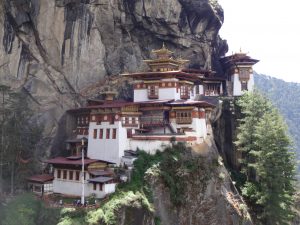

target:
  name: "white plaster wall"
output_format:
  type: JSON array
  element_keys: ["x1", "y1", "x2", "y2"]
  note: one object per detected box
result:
[
  {"x1": 199, "y1": 85, "x2": 204, "y2": 95},
  {"x1": 232, "y1": 73, "x2": 242, "y2": 96},
  {"x1": 118, "y1": 122, "x2": 131, "y2": 158},
  {"x1": 134, "y1": 87, "x2": 180, "y2": 102},
  {"x1": 134, "y1": 89, "x2": 148, "y2": 102},
  {"x1": 53, "y1": 179, "x2": 88, "y2": 196},
  {"x1": 159, "y1": 88, "x2": 180, "y2": 101},
  {"x1": 88, "y1": 121, "x2": 128, "y2": 164},
  {"x1": 169, "y1": 118, "x2": 206, "y2": 139},
  {"x1": 129, "y1": 139, "x2": 171, "y2": 154},
  {"x1": 192, "y1": 118, "x2": 207, "y2": 138},
  {"x1": 248, "y1": 73, "x2": 254, "y2": 91},
  {"x1": 232, "y1": 72, "x2": 254, "y2": 96},
  {"x1": 88, "y1": 183, "x2": 116, "y2": 199},
  {"x1": 104, "y1": 183, "x2": 116, "y2": 194}
]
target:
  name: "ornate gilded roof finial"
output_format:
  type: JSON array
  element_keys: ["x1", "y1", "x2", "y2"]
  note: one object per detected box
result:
[
  {"x1": 151, "y1": 42, "x2": 173, "y2": 59},
  {"x1": 240, "y1": 47, "x2": 242, "y2": 53}
]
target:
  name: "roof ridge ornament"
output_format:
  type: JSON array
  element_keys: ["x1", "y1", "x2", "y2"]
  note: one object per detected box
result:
[{"x1": 152, "y1": 43, "x2": 173, "y2": 57}]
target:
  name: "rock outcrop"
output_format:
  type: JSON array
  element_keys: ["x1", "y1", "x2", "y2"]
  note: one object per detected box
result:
[
  {"x1": 145, "y1": 135, "x2": 252, "y2": 225},
  {"x1": 0, "y1": 0, "x2": 227, "y2": 155}
]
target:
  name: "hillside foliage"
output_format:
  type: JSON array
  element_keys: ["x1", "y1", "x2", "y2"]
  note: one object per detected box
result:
[
  {"x1": 235, "y1": 91, "x2": 296, "y2": 225},
  {"x1": 254, "y1": 73, "x2": 300, "y2": 171}
]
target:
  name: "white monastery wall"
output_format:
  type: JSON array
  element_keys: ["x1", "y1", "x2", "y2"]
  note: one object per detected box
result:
[
  {"x1": 169, "y1": 118, "x2": 206, "y2": 138},
  {"x1": 192, "y1": 118, "x2": 207, "y2": 138},
  {"x1": 232, "y1": 72, "x2": 254, "y2": 96},
  {"x1": 104, "y1": 183, "x2": 116, "y2": 194},
  {"x1": 134, "y1": 89, "x2": 148, "y2": 102},
  {"x1": 88, "y1": 183, "x2": 116, "y2": 198},
  {"x1": 232, "y1": 73, "x2": 242, "y2": 96},
  {"x1": 158, "y1": 88, "x2": 180, "y2": 101},
  {"x1": 53, "y1": 179, "x2": 85, "y2": 196},
  {"x1": 117, "y1": 122, "x2": 131, "y2": 157},
  {"x1": 88, "y1": 121, "x2": 122, "y2": 164},
  {"x1": 129, "y1": 139, "x2": 171, "y2": 154},
  {"x1": 248, "y1": 73, "x2": 254, "y2": 92}
]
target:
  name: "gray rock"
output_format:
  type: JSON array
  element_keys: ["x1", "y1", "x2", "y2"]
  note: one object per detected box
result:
[{"x1": 0, "y1": 0, "x2": 227, "y2": 156}]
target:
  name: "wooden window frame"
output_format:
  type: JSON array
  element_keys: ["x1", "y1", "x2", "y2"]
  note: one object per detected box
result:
[
  {"x1": 75, "y1": 171, "x2": 80, "y2": 181},
  {"x1": 57, "y1": 169, "x2": 61, "y2": 179},
  {"x1": 112, "y1": 128, "x2": 117, "y2": 139},
  {"x1": 148, "y1": 85, "x2": 158, "y2": 99},
  {"x1": 69, "y1": 171, "x2": 73, "y2": 180},
  {"x1": 125, "y1": 117, "x2": 129, "y2": 125},
  {"x1": 106, "y1": 129, "x2": 110, "y2": 139},
  {"x1": 127, "y1": 129, "x2": 133, "y2": 138},
  {"x1": 93, "y1": 129, "x2": 97, "y2": 139},
  {"x1": 180, "y1": 85, "x2": 190, "y2": 99},
  {"x1": 93, "y1": 183, "x2": 97, "y2": 191},
  {"x1": 63, "y1": 170, "x2": 67, "y2": 180},
  {"x1": 99, "y1": 129, "x2": 103, "y2": 139},
  {"x1": 176, "y1": 111, "x2": 192, "y2": 124}
]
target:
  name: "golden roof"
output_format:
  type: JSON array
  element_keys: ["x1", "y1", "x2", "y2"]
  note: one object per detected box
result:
[{"x1": 151, "y1": 43, "x2": 173, "y2": 56}]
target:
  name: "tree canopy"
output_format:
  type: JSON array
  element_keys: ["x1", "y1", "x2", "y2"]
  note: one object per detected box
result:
[
  {"x1": 255, "y1": 73, "x2": 300, "y2": 174},
  {"x1": 235, "y1": 91, "x2": 296, "y2": 225},
  {"x1": 0, "y1": 85, "x2": 43, "y2": 194}
]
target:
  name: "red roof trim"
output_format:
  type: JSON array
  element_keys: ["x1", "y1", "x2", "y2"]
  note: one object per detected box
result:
[
  {"x1": 45, "y1": 157, "x2": 115, "y2": 166},
  {"x1": 27, "y1": 174, "x2": 54, "y2": 183}
]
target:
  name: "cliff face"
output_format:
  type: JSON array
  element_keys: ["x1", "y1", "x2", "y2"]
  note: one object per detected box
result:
[
  {"x1": 147, "y1": 137, "x2": 252, "y2": 225},
  {"x1": 0, "y1": 0, "x2": 227, "y2": 153}
]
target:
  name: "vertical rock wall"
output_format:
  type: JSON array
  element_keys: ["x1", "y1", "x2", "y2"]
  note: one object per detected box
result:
[{"x1": 0, "y1": 0, "x2": 228, "y2": 155}]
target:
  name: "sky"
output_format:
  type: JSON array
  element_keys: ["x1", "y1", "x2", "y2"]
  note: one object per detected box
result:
[{"x1": 218, "y1": 0, "x2": 300, "y2": 83}]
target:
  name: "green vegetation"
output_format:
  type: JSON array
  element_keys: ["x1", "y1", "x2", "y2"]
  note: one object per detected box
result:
[
  {"x1": 255, "y1": 73, "x2": 300, "y2": 172},
  {"x1": 235, "y1": 91, "x2": 296, "y2": 225},
  {"x1": 0, "y1": 193, "x2": 60, "y2": 225},
  {"x1": 86, "y1": 191, "x2": 152, "y2": 225},
  {"x1": 0, "y1": 85, "x2": 43, "y2": 194},
  {"x1": 57, "y1": 142, "x2": 214, "y2": 225}
]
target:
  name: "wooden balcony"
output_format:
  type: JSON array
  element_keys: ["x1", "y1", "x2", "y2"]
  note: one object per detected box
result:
[
  {"x1": 140, "y1": 117, "x2": 166, "y2": 127},
  {"x1": 176, "y1": 117, "x2": 192, "y2": 124}
]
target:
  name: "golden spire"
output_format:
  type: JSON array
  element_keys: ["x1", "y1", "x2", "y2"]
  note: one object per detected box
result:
[{"x1": 152, "y1": 43, "x2": 173, "y2": 57}]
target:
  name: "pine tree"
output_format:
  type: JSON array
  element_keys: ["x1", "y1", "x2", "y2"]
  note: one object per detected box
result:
[
  {"x1": 0, "y1": 88, "x2": 42, "y2": 194},
  {"x1": 236, "y1": 91, "x2": 296, "y2": 225},
  {"x1": 235, "y1": 91, "x2": 272, "y2": 180}
]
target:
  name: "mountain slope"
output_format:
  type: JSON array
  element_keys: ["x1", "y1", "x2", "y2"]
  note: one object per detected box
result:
[{"x1": 254, "y1": 73, "x2": 300, "y2": 167}]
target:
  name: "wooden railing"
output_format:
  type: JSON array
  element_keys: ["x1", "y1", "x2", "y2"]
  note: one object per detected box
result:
[{"x1": 140, "y1": 117, "x2": 166, "y2": 127}]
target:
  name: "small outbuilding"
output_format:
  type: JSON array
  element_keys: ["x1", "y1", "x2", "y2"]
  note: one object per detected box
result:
[{"x1": 27, "y1": 174, "x2": 54, "y2": 195}]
